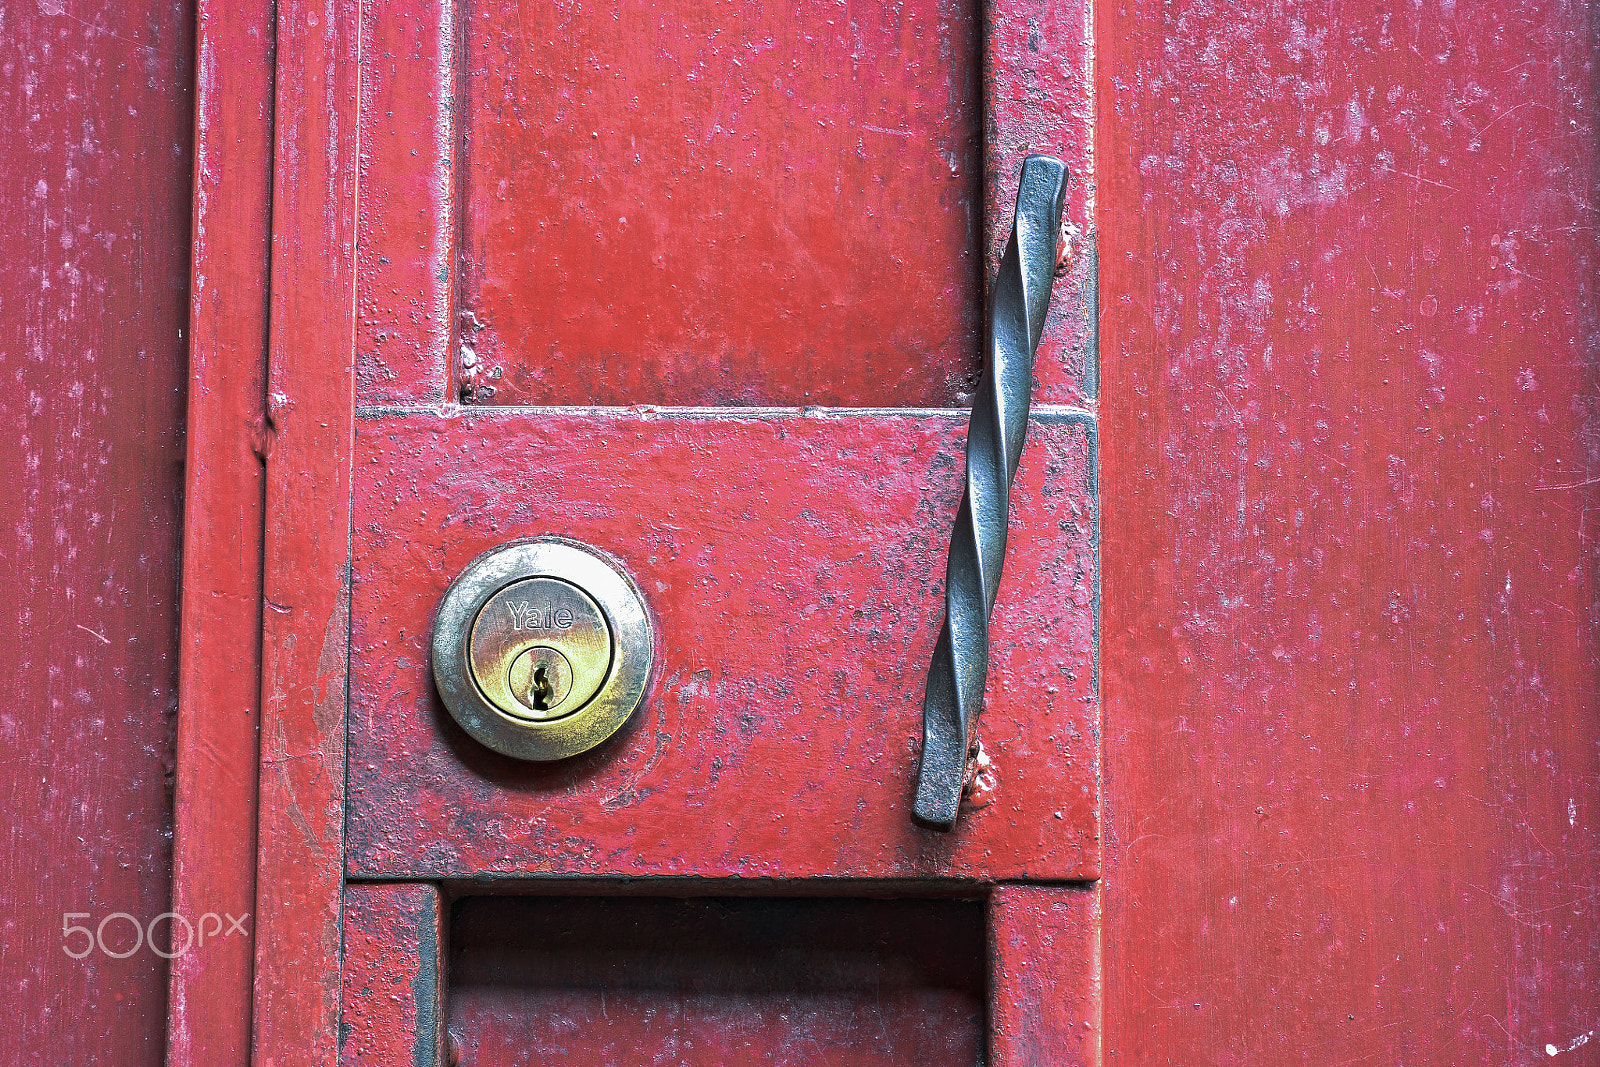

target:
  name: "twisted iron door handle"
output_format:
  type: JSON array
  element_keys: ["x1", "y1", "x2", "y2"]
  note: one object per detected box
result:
[{"x1": 913, "y1": 155, "x2": 1068, "y2": 830}]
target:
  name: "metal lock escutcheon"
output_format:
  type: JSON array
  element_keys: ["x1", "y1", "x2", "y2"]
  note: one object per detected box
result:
[{"x1": 432, "y1": 539, "x2": 653, "y2": 761}]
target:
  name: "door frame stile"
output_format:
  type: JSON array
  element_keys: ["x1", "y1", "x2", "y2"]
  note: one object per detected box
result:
[
  {"x1": 990, "y1": 883, "x2": 1105, "y2": 1066},
  {"x1": 982, "y1": 0, "x2": 1105, "y2": 1060},
  {"x1": 166, "y1": 0, "x2": 276, "y2": 1063},
  {"x1": 250, "y1": 0, "x2": 362, "y2": 1063}
]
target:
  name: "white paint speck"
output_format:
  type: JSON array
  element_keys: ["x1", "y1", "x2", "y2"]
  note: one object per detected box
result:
[{"x1": 1548, "y1": 1029, "x2": 1594, "y2": 1056}]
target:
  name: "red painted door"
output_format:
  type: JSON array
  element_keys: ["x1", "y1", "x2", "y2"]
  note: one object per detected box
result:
[
  {"x1": 168, "y1": 1, "x2": 1600, "y2": 1065},
  {"x1": 172, "y1": 0, "x2": 1100, "y2": 1064},
  {"x1": 1097, "y1": 2, "x2": 1600, "y2": 1062}
]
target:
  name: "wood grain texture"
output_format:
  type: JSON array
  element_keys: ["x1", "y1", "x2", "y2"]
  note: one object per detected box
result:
[
  {"x1": 166, "y1": 1, "x2": 273, "y2": 1062},
  {"x1": 448, "y1": 896, "x2": 986, "y2": 1066},
  {"x1": 346, "y1": 410, "x2": 1098, "y2": 882},
  {"x1": 1098, "y1": 0, "x2": 1600, "y2": 1061},
  {"x1": 341, "y1": 884, "x2": 444, "y2": 1067},
  {"x1": 251, "y1": 0, "x2": 360, "y2": 1062},
  {"x1": 0, "y1": 2, "x2": 192, "y2": 1062},
  {"x1": 990, "y1": 884, "x2": 1102, "y2": 1067},
  {"x1": 458, "y1": 0, "x2": 984, "y2": 407}
]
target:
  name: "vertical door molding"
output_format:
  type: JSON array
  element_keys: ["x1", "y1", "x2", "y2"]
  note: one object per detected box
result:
[
  {"x1": 986, "y1": 0, "x2": 1097, "y2": 406},
  {"x1": 251, "y1": 0, "x2": 362, "y2": 1062},
  {"x1": 167, "y1": 1, "x2": 275, "y2": 1063}
]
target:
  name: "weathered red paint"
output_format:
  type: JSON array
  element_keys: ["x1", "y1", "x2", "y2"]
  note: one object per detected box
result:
[
  {"x1": 250, "y1": 0, "x2": 361, "y2": 1062},
  {"x1": 448, "y1": 896, "x2": 987, "y2": 1065},
  {"x1": 458, "y1": 0, "x2": 985, "y2": 408},
  {"x1": 341, "y1": 884, "x2": 445, "y2": 1067},
  {"x1": 357, "y1": 0, "x2": 456, "y2": 406},
  {"x1": 1, "y1": 2, "x2": 192, "y2": 1062},
  {"x1": 363, "y1": 0, "x2": 1096, "y2": 411},
  {"x1": 990, "y1": 885, "x2": 1102, "y2": 1066},
  {"x1": 1099, "y1": 0, "x2": 1600, "y2": 1061},
  {"x1": 178, "y1": 0, "x2": 1100, "y2": 1058},
  {"x1": 347, "y1": 411, "x2": 1097, "y2": 880},
  {"x1": 986, "y1": 0, "x2": 1096, "y2": 407},
  {"x1": 147, "y1": 0, "x2": 1600, "y2": 1059},
  {"x1": 167, "y1": 1, "x2": 274, "y2": 1062}
]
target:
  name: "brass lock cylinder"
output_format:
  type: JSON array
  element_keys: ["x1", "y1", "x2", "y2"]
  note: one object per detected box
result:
[{"x1": 432, "y1": 539, "x2": 653, "y2": 761}]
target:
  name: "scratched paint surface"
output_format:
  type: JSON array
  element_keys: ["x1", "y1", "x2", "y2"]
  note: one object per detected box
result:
[
  {"x1": 0, "y1": 2, "x2": 192, "y2": 1063},
  {"x1": 357, "y1": 0, "x2": 456, "y2": 405},
  {"x1": 448, "y1": 896, "x2": 985, "y2": 1065},
  {"x1": 459, "y1": 0, "x2": 985, "y2": 406},
  {"x1": 989, "y1": 885, "x2": 1102, "y2": 1067},
  {"x1": 346, "y1": 411, "x2": 1097, "y2": 881},
  {"x1": 341, "y1": 884, "x2": 443, "y2": 1067},
  {"x1": 1099, "y1": 0, "x2": 1600, "y2": 1062}
]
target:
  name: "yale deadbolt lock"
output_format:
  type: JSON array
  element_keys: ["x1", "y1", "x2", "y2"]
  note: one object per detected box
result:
[{"x1": 432, "y1": 538, "x2": 654, "y2": 761}]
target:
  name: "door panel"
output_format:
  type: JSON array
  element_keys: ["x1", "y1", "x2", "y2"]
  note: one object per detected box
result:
[
  {"x1": 343, "y1": 0, "x2": 1100, "y2": 1059},
  {"x1": 448, "y1": 897, "x2": 987, "y2": 1066},
  {"x1": 4, "y1": 4, "x2": 194, "y2": 1062},
  {"x1": 1099, "y1": 0, "x2": 1600, "y2": 1062},
  {"x1": 346, "y1": 411, "x2": 1097, "y2": 880},
  {"x1": 460, "y1": 0, "x2": 984, "y2": 407},
  {"x1": 353, "y1": 0, "x2": 1097, "y2": 413}
]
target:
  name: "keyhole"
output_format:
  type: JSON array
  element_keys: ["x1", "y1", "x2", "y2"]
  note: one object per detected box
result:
[{"x1": 531, "y1": 666, "x2": 552, "y2": 710}]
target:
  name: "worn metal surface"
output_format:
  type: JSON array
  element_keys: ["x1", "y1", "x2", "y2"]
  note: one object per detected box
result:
[
  {"x1": 340, "y1": 883, "x2": 445, "y2": 1067},
  {"x1": 990, "y1": 885, "x2": 1103, "y2": 1067},
  {"x1": 0, "y1": 2, "x2": 192, "y2": 1063},
  {"x1": 916, "y1": 156, "x2": 1069, "y2": 829},
  {"x1": 431, "y1": 538, "x2": 654, "y2": 760},
  {"x1": 166, "y1": 1, "x2": 273, "y2": 1063},
  {"x1": 469, "y1": 578, "x2": 611, "y2": 719},
  {"x1": 347, "y1": 411, "x2": 1098, "y2": 881},
  {"x1": 448, "y1": 896, "x2": 986, "y2": 1065},
  {"x1": 250, "y1": 1, "x2": 360, "y2": 1062},
  {"x1": 1099, "y1": 0, "x2": 1600, "y2": 1061}
]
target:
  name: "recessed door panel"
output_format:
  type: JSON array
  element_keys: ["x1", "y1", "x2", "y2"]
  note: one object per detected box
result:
[
  {"x1": 448, "y1": 897, "x2": 987, "y2": 1067},
  {"x1": 459, "y1": 0, "x2": 984, "y2": 407}
]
